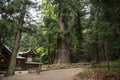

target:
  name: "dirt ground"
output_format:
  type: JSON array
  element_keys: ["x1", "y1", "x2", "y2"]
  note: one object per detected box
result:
[{"x1": 0, "y1": 68, "x2": 84, "y2": 80}]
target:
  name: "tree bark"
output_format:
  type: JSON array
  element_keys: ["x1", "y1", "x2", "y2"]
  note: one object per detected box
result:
[
  {"x1": 92, "y1": 41, "x2": 99, "y2": 63},
  {"x1": 5, "y1": 32, "x2": 22, "y2": 76},
  {"x1": 104, "y1": 42, "x2": 110, "y2": 70},
  {"x1": 55, "y1": 38, "x2": 69, "y2": 64},
  {"x1": 54, "y1": 20, "x2": 70, "y2": 64}
]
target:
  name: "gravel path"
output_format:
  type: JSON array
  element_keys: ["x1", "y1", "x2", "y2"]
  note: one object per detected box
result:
[{"x1": 0, "y1": 68, "x2": 84, "y2": 80}]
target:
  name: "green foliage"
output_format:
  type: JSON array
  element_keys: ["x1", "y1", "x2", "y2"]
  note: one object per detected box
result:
[
  {"x1": 1, "y1": 0, "x2": 120, "y2": 65},
  {"x1": 0, "y1": 0, "x2": 39, "y2": 48},
  {"x1": 109, "y1": 60, "x2": 120, "y2": 67},
  {"x1": 83, "y1": 0, "x2": 120, "y2": 63},
  {"x1": 91, "y1": 60, "x2": 120, "y2": 72}
]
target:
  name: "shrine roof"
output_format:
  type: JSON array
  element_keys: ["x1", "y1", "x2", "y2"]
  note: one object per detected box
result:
[
  {"x1": 17, "y1": 52, "x2": 26, "y2": 59},
  {"x1": 19, "y1": 48, "x2": 37, "y2": 57},
  {"x1": 0, "y1": 44, "x2": 11, "y2": 56}
]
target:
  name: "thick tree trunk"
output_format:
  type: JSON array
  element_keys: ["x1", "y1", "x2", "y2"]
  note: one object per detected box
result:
[
  {"x1": 56, "y1": 38, "x2": 69, "y2": 64},
  {"x1": 54, "y1": 12, "x2": 70, "y2": 64}
]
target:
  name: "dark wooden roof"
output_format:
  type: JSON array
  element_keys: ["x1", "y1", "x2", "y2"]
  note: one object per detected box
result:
[
  {"x1": 19, "y1": 48, "x2": 37, "y2": 57},
  {"x1": 0, "y1": 44, "x2": 11, "y2": 57},
  {"x1": 17, "y1": 52, "x2": 26, "y2": 59}
]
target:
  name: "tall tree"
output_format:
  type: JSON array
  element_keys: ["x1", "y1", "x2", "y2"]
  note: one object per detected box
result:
[
  {"x1": 73, "y1": 0, "x2": 85, "y2": 61},
  {"x1": 83, "y1": 0, "x2": 120, "y2": 64},
  {"x1": 53, "y1": 0, "x2": 70, "y2": 64},
  {"x1": 5, "y1": 0, "x2": 39, "y2": 76},
  {"x1": 5, "y1": 0, "x2": 27, "y2": 76}
]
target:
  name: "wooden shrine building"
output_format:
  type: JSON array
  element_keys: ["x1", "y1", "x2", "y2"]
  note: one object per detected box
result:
[
  {"x1": 16, "y1": 48, "x2": 38, "y2": 70},
  {"x1": 19, "y1": 48, "x2": 37, "y2": 62},
  {"x1": 0, "y1": 45, "x2": 39, "y2": 72}
]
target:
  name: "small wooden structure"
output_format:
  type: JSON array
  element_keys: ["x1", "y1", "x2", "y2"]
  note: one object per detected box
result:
[
  {"x1": 19, "y1": 48, "x2": 41, "y2": 69},
  {"x1": 19, "y1": 48, "x2": 37, "y2": 62},
  {"x1": 16, "y1": 52, "x2": 26, "y2": 70},
  {"x1": 0, "y1": 46, "x2": 42, "y2": 73},
  {"x1": 19, "y1": 48, "x2": 42, "y2": 73}
]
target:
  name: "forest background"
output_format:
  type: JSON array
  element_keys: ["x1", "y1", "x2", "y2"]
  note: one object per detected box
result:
[{"x1": 0, "y1": 0, "x2": 120, "y2": 76}]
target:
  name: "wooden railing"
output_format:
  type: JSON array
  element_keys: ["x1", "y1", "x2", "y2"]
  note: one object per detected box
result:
[{"x1": 25, "y1": 62, "x2": 43, "y2": 74}]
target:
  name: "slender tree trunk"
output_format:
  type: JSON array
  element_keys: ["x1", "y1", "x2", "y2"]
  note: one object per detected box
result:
[
  {"x1": 75, "y1": 11, "x2": 84, "y2": 61},
  {"x1": 48, "y1": 36, "x2": 52, "y2": 65},
  {"x1": 92, "y1": 5, "x2": 100, "y2": 63},
  {"x1": 92, "y1": 41, "x2": 99, "y2": 63},
  {"x1": 48, "y1": 46, "x2": 51, "y2": 64},
  {"x1": 104, "y1": 42, "x2": 110, "y2": 70},
  {"x1": 74, "y1": 1, "x2": 84, "y2": 62},
  {"x1": 5, "y1": 32, "x2": 22, "y2": 76},
  {"x1": 5, "y1": 3, "x2": 26, "y2": 76}
]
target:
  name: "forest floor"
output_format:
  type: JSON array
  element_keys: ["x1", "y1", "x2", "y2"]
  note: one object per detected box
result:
[
  {"x1": 0, "y1": 63, "x2": 90, "y2": 80},
  {"x1": 0, "y1": 68, "x2": 85, "y2": 80}
]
